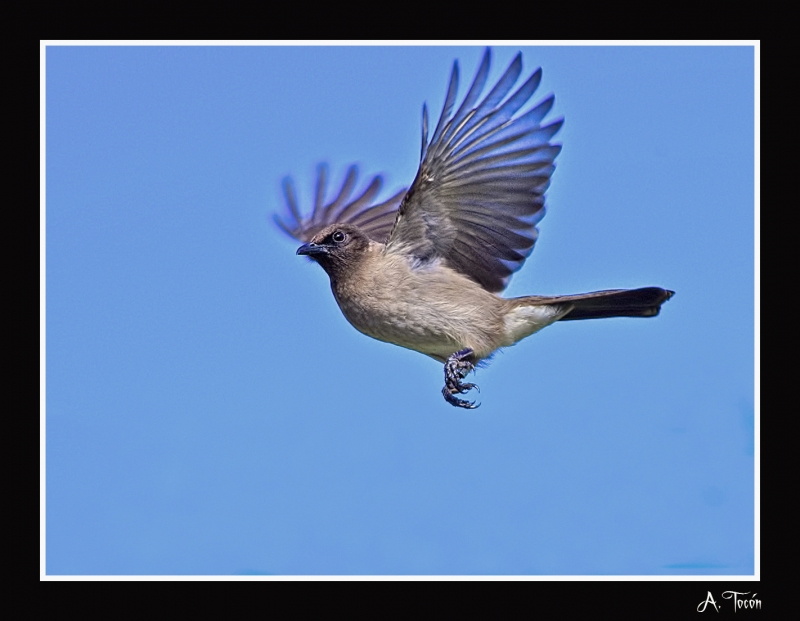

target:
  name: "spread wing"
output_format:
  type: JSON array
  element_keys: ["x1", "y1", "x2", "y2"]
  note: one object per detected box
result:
[
  {"x1": 274, "y1": 163, "x2": 405, "y2": 243},
  {"x1": 385, "y1": 48, "x2": 563, "y2": 293}
]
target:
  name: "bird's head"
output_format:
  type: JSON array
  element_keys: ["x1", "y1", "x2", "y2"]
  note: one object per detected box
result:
[{"x1": 296, "y1": 224, "x2": 372, "y2": 279}]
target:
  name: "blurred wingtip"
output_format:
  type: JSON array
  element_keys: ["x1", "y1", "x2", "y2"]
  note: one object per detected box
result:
[{"x1": 272, "y1": 213, "x2": 296, "y2": 239}]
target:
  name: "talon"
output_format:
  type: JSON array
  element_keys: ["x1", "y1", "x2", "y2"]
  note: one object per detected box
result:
[
  {"x1": 442, "y1": 386, "x2": 480, "y2": 409},
  {"x1": 442, "y1": 348, "x2": 481, "y2": 408}
]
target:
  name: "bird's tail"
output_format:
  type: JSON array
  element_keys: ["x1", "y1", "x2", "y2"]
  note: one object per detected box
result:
[{"x1": 510, "y1": 287, "x2": 674, "y2": 321}]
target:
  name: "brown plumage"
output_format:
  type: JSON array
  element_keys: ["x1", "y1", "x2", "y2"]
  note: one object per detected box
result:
[{"x1": 276, "y1": 49, "x2": 674, "y2": 408}]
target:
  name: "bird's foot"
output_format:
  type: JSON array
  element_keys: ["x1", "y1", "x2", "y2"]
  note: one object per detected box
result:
[{"x1": 442, "y1": 348, "x2": 480, "y2": 409}]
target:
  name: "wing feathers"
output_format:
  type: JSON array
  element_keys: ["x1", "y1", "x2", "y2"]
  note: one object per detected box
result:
[
  {"x1": 386, "y1": 49, "x2": 562, "y2": 291},
  {"x1": 274, "y1": 164, "x2": 405, "y2": 244},
  {"x1": 428, "y1": 61, "x2": 460, "y2": 151},
  {"x1": 436, "y1": 53, "x2": 527, "y2": 161},
  {"x1": 324, "y1": 165, "x2": 358, "y2": 219}
]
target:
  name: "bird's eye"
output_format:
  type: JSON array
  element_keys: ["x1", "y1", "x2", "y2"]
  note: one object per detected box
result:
[{"x1": 332, "y1": 231, "x2": 346, "y2": 243}]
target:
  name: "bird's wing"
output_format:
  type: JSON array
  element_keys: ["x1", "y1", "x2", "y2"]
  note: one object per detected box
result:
[
  {"x1": 274, "y1": 163, "x2": 405, "y2": 243},
  {"x1": 385, "y1": 48, "x2": 563, "y2": 293}
]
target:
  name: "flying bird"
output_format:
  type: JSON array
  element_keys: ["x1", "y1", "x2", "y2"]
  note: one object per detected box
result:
[{"x1": 274, "y1": 48, "x2": 673, "y2": 408}]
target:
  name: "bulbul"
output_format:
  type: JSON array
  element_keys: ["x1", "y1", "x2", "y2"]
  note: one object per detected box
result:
[{"x1": 275, "y1": 49, "x2": 673, "y2": 408}]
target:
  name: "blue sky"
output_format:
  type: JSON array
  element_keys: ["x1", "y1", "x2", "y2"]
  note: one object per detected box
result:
[{"x1": 44, "y1": 44, "x2": 756, "y2": 576}]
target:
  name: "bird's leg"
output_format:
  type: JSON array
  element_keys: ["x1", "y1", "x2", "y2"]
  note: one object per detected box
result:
[{"x1": 442, "y1": 348, "x2": 480, "y2": 409}]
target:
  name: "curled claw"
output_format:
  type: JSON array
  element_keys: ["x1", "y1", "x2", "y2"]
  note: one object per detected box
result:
[
  {"x1": 442, "y1": 386, "x2": 480, "y2": 409},
  {"x1": 457, "y1": 382, "x2": 478, "y2": 393}
]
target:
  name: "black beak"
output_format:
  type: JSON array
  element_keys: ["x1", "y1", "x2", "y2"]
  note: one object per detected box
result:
[{"x1": 296, "y1": 243, "x2": 328, "y2": 256}]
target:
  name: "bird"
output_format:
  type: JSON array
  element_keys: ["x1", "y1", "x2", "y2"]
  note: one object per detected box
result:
[{"x1": 274, "y1": 48, "x2": 674, "y2": 409}]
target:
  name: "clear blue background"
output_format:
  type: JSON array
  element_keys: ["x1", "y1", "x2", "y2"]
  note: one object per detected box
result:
[{"x1": 46, "y1": 45, "x2": 755, "y2": 575}]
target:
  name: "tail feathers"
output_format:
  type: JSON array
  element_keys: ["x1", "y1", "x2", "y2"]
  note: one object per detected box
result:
[{"x1": 513, "y1": 287, "x2": 674, "y2": 321}]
